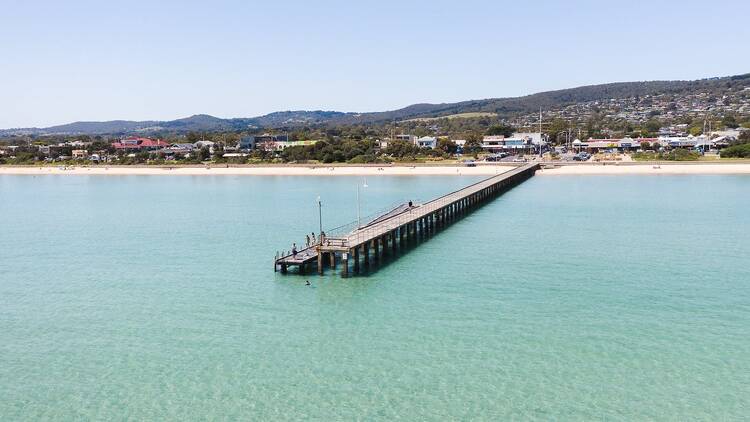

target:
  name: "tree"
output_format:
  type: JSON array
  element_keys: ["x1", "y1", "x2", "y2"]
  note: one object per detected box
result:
[
  {"x1": 198, "y1": 146, "x2": 210, "y2": 161},
  {"x1": 436, "y1": 139, "x2": 457, "y2": 155},
  {"x1": 384, "y1": 140, "x2": 419, "y2": 159},
  {"x1": 720, "y1": 143, "x2": 750, "y2": 158},
  {"x1": 644, "y1": 119, "x2": 662, "y2": 134},
  {"x1": 486, "y1": 124, "x2": 515, "y2": 137},
  {"x1": 640, "y1": 141, "x2": 651, "y2": 151},
  {"x1": 547, "y1": 119, "x2": 570, "y2": 144},
  {"x1": 722, "y1": 114, "x2": 739, "y2": 129},
  {"x1": 463, "y1": 132, "x2": 483, "y2": 155}
]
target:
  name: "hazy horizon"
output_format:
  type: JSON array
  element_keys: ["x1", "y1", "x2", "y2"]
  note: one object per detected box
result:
[{"x1": 3, "y1": 0, "x2": 749, "y2": 128}]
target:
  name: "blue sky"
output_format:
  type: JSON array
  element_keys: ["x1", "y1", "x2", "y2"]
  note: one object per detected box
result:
[{"x1": 2, "y1": 0, "x2": 749, "y2": 128}]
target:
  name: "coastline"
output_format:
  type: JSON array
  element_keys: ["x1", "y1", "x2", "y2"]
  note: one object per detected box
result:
[{"x1": 2, "y1": 162, "x2": 750, "y2": 176}]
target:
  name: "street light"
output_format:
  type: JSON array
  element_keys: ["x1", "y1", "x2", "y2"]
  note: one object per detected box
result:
[
  {"x1": 317, "y1": 195, "x2": 322, "y2": 237},
  {"x1": 356, "y1": 177, "x2": 368, "y2": 228}
]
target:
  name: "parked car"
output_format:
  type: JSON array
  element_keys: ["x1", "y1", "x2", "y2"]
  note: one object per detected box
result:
[
  {"x1": 462, "y1": 159, "x2": 476, "y2": 167},
  {"x1": 573, "y1": 152, "x2": 591, "y2": 161}
]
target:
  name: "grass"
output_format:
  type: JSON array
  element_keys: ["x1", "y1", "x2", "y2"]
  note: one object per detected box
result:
[{"x1": 404, "y1": 112, "x2": 497, "y2": 122}]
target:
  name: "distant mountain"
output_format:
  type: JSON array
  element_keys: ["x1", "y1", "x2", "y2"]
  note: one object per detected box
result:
[{"x1": 2, "y1": 73, "x2": 748, "y2": 136}]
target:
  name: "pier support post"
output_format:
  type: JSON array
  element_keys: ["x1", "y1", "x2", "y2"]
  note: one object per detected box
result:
[
  {"x1": 373, "y1": 237, "x2": 379, "y2": 261},
  {"x1": 364, "y1": 241, "x2": 370, "y2": 268},
  {"x1": 342, "y1": 251, "x2": 349, "y2": 278},
  {"x1": 392, "y1": 230, "x2": 397, "y2": 254},
  {"x1": 330, "y1": 251, "x2": 336, "y2": 269},
  {"x1": 318, "y1": 250, "x2": 323, "y2": 275},
  {"x1": 353, "y1": 246, "x2": 360, "y2": 274}
]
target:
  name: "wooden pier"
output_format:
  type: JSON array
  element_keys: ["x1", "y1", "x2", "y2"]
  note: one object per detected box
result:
[{"x1": 275, "y1": 163, "x2": 539, "y2": 277}]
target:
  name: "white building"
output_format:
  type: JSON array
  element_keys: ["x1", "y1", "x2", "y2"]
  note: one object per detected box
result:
[{"x1": 415, "y1": 136, "x2": 437, "y2": 149}]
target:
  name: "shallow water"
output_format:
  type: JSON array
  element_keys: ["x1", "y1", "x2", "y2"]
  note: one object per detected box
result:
[{"x1": 1, "y1": 174, "x2": 749, "y2": 420}]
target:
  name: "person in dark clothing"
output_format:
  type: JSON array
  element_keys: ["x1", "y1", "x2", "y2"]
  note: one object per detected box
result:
[{"x1": 292, "y1": 243, "x2": 298, "y2": 257}]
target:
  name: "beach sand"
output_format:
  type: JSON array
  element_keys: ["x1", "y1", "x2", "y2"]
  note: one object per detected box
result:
[{"x1": 2, "y1": 163, "x2": 750, "y2": 176}]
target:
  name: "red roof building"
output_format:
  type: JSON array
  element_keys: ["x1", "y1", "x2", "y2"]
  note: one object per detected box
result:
[{"x1": 112, "y1": 137, "x2": 169, "y2": 150}]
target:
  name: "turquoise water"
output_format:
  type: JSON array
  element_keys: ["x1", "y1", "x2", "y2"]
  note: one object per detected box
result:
[{"x1": 1, "y1": 174, "x2": 749, "y2": 420}]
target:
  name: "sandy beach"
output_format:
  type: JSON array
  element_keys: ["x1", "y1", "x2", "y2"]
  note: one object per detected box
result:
[{"x1": 2, "y1": 163, "x2": 750, "y2": 176}]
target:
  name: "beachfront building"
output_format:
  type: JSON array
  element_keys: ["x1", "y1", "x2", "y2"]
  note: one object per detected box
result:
[
  {"x1": 657, "y1": 135, "x2": 714, "y2": 150},
  {"x1": 194, "y1": 140, "x2": 215, "y2": 150},
  {"x1": 571, "y1": 136, "x2": 730, "y2": 153},
  {"x1": 453, "y1": 139, "x2": 466, "y2": 153},
  {"x1": 238, "y1": 134, "x2": 290, "y2": 152},
  {"x1": 71, "y1": 149, "x2": 88, "y2": 159},
  {"x1": 415, "y1": 136, "x2": 437, "y2": 149},
  {"x1": 156, "y1": 143, "x2": 195, "y2": 158},
  {"x1": 275, "y1": 140, "x2": 319, "y2": 151},
  {"x1": 481, "y1": 135, "x2": 506, "y2": 152},
  {"x1": 394, "y1": 134, "x2": 417, "y2": 144},
  {"x1": 481, "y1": 133, "x2": 544, "y2": 155},
  {"x1": 575, "y1": 138, "x2": 658, "y2": 153},
  {"x1": 112, "y1": 137, "x2": 169, "y2": 151}
]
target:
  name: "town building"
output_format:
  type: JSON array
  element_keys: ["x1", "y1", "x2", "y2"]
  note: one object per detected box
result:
[
  {"x1": 238, "y1": 134, "x2": 290, "y2": 151},
  {"x1": 415, "y1": 136, "x2": 437, "y2": 149},
  {"x1": 481, "y1": 133, "x2": 545, "y2": 154},
  {"x1": 112, "y1": 137, "x2": 169, "y2": 151},
  {"x1": 394, "y1": 134, "x2": 417, "y2": 143}
]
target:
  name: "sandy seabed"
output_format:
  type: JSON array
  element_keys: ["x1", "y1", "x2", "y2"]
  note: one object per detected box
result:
[{"x1": 2, "y1": 163, "x2": 750, "y2": 176}]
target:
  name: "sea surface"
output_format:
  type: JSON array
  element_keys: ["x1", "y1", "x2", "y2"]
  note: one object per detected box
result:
[{"x1": 1, "y1": 173, "x2": 749, "y2": 420}]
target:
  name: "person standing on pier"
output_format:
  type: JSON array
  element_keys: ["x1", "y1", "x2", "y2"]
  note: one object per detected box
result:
[
  {"x1": 311, "y1": 232, "x2": 316, "y2": 244},
  {"x1": 292, "y1": 243, "x2": 298, "y2": 257},
  {"x1": 305, "y1": 234, "x2": 310, "y2": 247}
]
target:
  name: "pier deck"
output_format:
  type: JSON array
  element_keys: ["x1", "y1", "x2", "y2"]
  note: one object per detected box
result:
[{"x1": 275, "y1": 163, "x2": 539, "y2": 276}]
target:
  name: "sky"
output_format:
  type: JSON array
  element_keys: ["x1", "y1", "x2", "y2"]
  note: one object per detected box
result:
[{"x1": 2, "y1": 0, "x2": 749, "y2": 128}]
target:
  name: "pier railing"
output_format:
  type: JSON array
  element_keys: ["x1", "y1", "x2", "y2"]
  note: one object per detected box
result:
[{"x1": 330, "y1": 163, "x2": 535, "y2": 248}]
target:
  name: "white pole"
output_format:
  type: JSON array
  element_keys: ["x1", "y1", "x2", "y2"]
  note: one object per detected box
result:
[
  {"x1": 357, "y1": 184, "x2": 360, "y2": 228},
  {"x1": 317, "y1": 195, "x2": 322, "y2": 236}
]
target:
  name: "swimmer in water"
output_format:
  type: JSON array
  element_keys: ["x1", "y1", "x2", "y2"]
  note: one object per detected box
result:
[{"x1": 305, "y1": 280, "x2": 311, "y2": 286}]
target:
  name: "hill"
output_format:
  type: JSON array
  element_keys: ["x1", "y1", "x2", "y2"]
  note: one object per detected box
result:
[{"x1": 2, "y1": 73, "x2": 748, "y2": 136}]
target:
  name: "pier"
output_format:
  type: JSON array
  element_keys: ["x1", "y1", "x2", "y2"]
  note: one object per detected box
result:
[{"x1": 275, "y1": 163, "x2": 539, "y2": 277}]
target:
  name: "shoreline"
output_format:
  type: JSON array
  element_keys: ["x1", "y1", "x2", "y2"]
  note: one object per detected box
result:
[{"x1": 2, "y1": 162, "x2": 750, "y2": 176}]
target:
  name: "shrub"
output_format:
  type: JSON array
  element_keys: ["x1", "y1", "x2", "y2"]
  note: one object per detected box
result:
[
  {"x1": 665, "y1": 149, "x2": 700, "y2": 161},
  {"x1": 631, "y1": 151, "x2": 659, "y2": 161},
  {"x1": 720, "y1": 143, "x2": 750, "y2": 158}
]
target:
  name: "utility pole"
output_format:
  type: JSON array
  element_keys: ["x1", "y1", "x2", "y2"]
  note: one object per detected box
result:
[{"x1": 539, "y1": 107, "x2": 543, "y2": 155}]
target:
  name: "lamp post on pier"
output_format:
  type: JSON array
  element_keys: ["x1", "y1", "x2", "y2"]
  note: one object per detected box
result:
[
  {"x1": 356, "y1": 178, "x2": 368, "y2": 228},
  {"x1": 317, "y1": 195, "x2": 322, "y2": 238}
]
